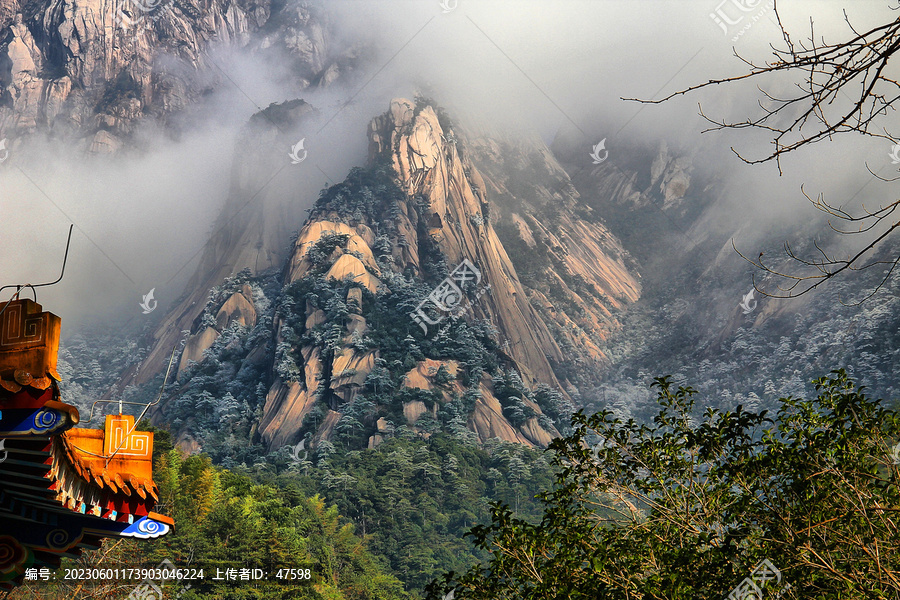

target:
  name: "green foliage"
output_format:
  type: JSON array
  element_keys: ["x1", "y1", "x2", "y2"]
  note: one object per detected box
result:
[
  {"x1": 251, "y1": 99, "x2": 312, "y2": 130},
  {"x1": 492, "y1": 370, "x2": 535, "y2": 428},
  {"x1": 57, "y1": 330, "x2": 148, "y2": 417},
  {"x1": 583, "y1": 200, "x2": 900, "y2": 425},
  {"x1": 46, "y1": 154, "x2": 605, "y2": 599},
  {"x1": 20, "y1": 450, "x2": 407, "y2": 600},
  {"x1": 263, "y1": 434, "x2": 555, "y2": 596},
  {"x1": 269, "y1": 236, "x2": 506, "y2": 441},
  {"x1": 314, "y1": 163, "x2": 407, "y2": 225},
  {"x1": 95, "y1": 71, "x2": 141, "y2": 115},
  {"x1": 531, "y1": 385, "x2": 574, "y2": 435},
  {"x1": 307, "y1": 233, "x2": 352, "y2": 270},
  {"x1": 154, "y1": 270, "x2": 281, "y2": 468},
  {"x1": 149, "y1": 451, "x2": 408, "y2": 600},
  {"x1": 432, "y1": 366, "x2": 454, "y2": 387},
  {"x1": 432, "y1": 370, "x2": 900, "y2": 599}
]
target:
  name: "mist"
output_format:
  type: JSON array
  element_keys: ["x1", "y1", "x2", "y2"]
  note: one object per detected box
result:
[{"x1": 1, "y1": 0, "x2": 895, "y2": 331}]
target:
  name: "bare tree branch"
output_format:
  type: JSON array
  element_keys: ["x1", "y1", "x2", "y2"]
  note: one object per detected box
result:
[{"x1": 630, "y1": 2, "x2": 900, "y2": 300}]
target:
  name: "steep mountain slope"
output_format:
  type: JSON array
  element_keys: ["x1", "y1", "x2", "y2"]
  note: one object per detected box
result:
[
  {"x1": 114, "y1": 98, "x2": 317, "y2": 399},
  {"x1": 141, "y1": 96, "x2": 642, "y2": 454},
  {"x1": 462, "y1": 129, "x2": 642, "y2": 386},
  {"x1": 549, "y1": 133, "x2": 900, "y2": 419}
]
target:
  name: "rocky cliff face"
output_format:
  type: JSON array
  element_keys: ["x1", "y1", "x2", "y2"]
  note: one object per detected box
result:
[
  {"x1": 364, "y1": 99, "x2": 569, "y2": 390},
  {"x1": 462, "y1": 129, "x2": 642, "y2": 375},
  {"x1": 249, "y1": 97, "x2": 641, "y2": 450},
  {"x1": 0, "y1": 0, "x2": 349, "y2": 147},
  {"x1": 119, "y1": 94, "x2": 642, "y2": 454},
  {"x1": 110, "y1": 97, "x2": 316, "y2": 404}
]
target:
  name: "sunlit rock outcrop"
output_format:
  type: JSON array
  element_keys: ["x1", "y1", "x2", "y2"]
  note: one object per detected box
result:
[
  {"x1": 130, "y1": 95, "x2": 640, "y2": 453},
  {"x1": 255, "y1": 97, "x2": 639, "y2": 450}
]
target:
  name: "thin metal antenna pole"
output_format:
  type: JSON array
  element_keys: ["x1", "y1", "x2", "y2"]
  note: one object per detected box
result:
[
  {"x1": 105, "y1": 344, "x2": 178, "y2": 466},
  {"x1": 0, "y1": 224, "x2": 73, "y2": 297},
  {"x1": 0, "y1": 224, "x2": 74, "y2": 321}
]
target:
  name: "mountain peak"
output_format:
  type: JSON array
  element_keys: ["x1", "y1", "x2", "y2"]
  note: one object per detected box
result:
[
  {"x1": 122, "y1": 96, "x2": 641, "y2": 455},
  {"x1": 247, "y1": 97, "x2": 641, "y2": 450}
]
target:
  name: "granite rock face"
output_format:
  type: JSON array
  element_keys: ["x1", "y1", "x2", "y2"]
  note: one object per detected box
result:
[
  {"x1": 256, "y1": 98, "x2": 641, "y2": 449},
  {"x1": 106, "y1": 87, "x2": 644, "y2": 452},
  {"x1": 0, "y1": 0, "x2": 344, "y2": 143}
]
